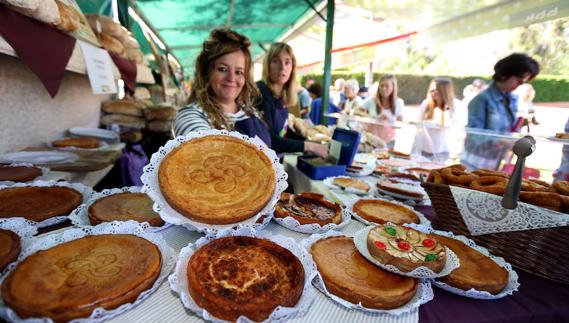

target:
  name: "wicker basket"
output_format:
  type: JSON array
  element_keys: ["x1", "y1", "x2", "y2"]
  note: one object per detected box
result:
[{"x1": 422, "y1": 182, "x2": 569, "y2": 284}]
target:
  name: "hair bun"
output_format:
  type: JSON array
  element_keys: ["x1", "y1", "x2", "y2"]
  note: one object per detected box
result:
[{"x1": 208, "y1": 28, "x2": 251, "y2": 48}]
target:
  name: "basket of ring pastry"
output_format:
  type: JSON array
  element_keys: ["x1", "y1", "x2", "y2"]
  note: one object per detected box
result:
[{"x1": 422, "y1": 164, "x2": 569, "y2": 284}]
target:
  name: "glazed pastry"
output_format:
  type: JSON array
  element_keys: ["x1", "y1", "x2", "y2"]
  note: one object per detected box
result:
[
  {"x1": 367, "y1": 224, "x2": 447, "y2": 273},
  {"x1": 0, "y1": 186, "x2": 83, "y2": 221},
  {"x1": 353, "y1": 199, "x2": 419, "y2": 225},
  {"x1": 88, "y1": 192, "x2": 165, "y2": 227},
  {"x1": 0, "y1": 165, "x2": 42, "y2": 182},
  {"x1": 275, "y1": 192, "x2": 342, "y2": 226}
]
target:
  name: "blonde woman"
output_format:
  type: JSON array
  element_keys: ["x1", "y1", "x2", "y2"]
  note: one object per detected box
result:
[
  {"x1": 173, "y1": 29, "x2": 271, "y2": 145},
  {"x1": 412, "y1": 78, "x2": 462, "y2": 160},
  {"x1": 256, "y1": 43, "x2": 328, "y2": 158}
]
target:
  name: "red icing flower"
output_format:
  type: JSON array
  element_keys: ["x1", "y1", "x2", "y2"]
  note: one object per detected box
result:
[
  {"x1": 374, "y1": 241, "x2": 387, "y2": 250},
  {"x1": 397, "y1": 240, "x2": 410, "y2": 251},
  {"x1": 422, "y1": 238, "x2": 436, "y2": 248}
]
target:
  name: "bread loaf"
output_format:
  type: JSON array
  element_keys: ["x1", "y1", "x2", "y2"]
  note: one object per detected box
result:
[
  {"x1": 6, "y1": 0, "x2": 60, "y2": 25},
  {"x1": 101, "y1": 100, "x2": 146, "y2": 117},
  {"x1": 100, "y1": 114, "x2": 145, "y2": 129},
  {"x1": 53, "y1": 1, "x2": 79, "y2": 33},
  {"x1": 144, "y1": 107, "x2": 176, "y2": 121},
  {"x1": 134, "y1": 87, "x2": 151, "y2": 100},
  {"x1": 98, "y1": 33, "x2": 125, "y2": 55},
  {"x1": 147, "y1": 120, "x2": 172, "y2": 133},
  {"x1": 125, "y1": 47, "x2": 143, "y2": 63},
  {"x1": 2, "y1": 0, "x2": 39, "y2": 10},
  {"x1": 85, "y1": 14, "x2": 122, "y2": 36}
]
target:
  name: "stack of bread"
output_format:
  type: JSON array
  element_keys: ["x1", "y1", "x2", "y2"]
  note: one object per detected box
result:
[
  {"x1": 100, "y1": 99, "x2": 148, "y2": 130},
  {"x1": 144, "y1": 103, "x2": 177, "y2": 133},
  {"x1": 85, "y1": 14, "x2": 144, "y2": 63},
  {"x1": 2, "y1": 0, "x2": 81, "y2": 33}
]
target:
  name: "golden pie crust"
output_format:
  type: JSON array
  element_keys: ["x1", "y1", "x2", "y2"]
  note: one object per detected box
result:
[
  {"x1": 377, "y1": 180, "x2": 424, "y2": 199},
  {"x1": 0, "y1": 229, "x2": 21, "y2": 272},
  {"x1": 187, "y1": 236, "x2": 304, "y2": 322},
  {"x1": 158, "y1": 135, "x2": 276, "y2": 224},
  {"x1": 275, "y1": 192, "x2": 342, "y2": 226},
  {"x1": 0, "y1": 165, "x2": 42, "y2": 182},
  {"x1": 311, "y1": 236, "x2": 417, "y2": 309},
  {"x1": 52, "y1": 137, "x2": 101, "y2": 149},
  {"x1": 88, "y1": 192, "x2": 165, "y2": 227},
  {"x1": 0, "y1": 186, "x2": 83, "y2": 222},
  {"x1": 332, "y1": 177, "x2": 370, "y2": 192},
  {"x1": 429, "y1": 234, "x2": 509, "y2": 294},
  {"x1": 353, "y1": 199, "x2": 419, "y2": 225},
  {"x1": 1, "y1": 234, "x2": 161, "y2": 322}
]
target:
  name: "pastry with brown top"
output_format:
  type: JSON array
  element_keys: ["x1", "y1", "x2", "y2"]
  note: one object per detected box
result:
[
  {"x1": 0, "y1": 186, "x2": 82, "y2": 221},
  {"x1": 377, "y1": 179, "x2": 425, "y2": 199},
  {"x1": 1, "y1": 234, "x2": 162, "y2": 322},
  {"x1": 311, "y1": 236, "x2": 418, "y2": 309},
  {"x1": 0, "y1": 165, "x2": 42, "y2": 182},
  {"x1": 332, "y1": 177, "x2": 370, "y2": 192},
  {"x1": 159, "y1": 135, "x2": 276, "y2": 224},
  {"x1": 275, "y1": 192, "x2": 342, "y2": 226},
  {"x1": 353, "y1": 199, "x2": 419, "y2": 225},
  {"x1": 52, "y1": 137, "x2": 100, "y2": 149},
  {"x1": 88, "y1": 192, "x2": 165, "y2": 227},
  {"x1": 187, "y1": 236, "x2": 304, "y2": 322},
  {"x1": 0, "y1": 229, "x2": 20, "y2": 272}
]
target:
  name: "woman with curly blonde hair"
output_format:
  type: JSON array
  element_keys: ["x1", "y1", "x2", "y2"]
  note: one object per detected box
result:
[
  {"x1": 256, "y1": 43, "x2": 328, "y2": 157},
  {"x1": 173, "y1": 28, "x2": 271, "y2": 145}
]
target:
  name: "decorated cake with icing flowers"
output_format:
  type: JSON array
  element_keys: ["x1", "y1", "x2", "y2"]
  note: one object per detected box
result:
[{"x1": 367, "y1": 224, "x2": 447, "y2": 273}]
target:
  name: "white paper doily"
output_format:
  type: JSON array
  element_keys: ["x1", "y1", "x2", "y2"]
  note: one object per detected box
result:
[
  {"x1": 405, "y1": 224, "x2": 519, "y2": 299},
  {"x1": 0, "y1": 218, "x2": 37, "y2": 277},
  {"x1": 344, "y1": 197, "x2": 431, "y2": 227},
  {"x1": 0, "y1": 221, "x2": 177, "y2": 323},
  {"x1": 168, "y1": 227, "x2": 317, "y2": 323},
  {"x1": 0, "y1": 180, "x2": 93, "y2": 228},
  {"x1": 250, "y1": 212, "x2": 274, "y2": 231},
  {"x1": 47, "y1": 139, "x2": 110, "y2": 151},
  {"x1": 274, "y1": 206, "x2": 351, "y2": 234},
  {"x1": 354, "y1": 226, "x2": 460, "y2": 278},
  {"x1": 450, "y1": 186, "x2": 569, "y2": 235},
  {"x1": 141, "y1": 129, "x2": 288, "y2": 234},
  {"x1": 68, "y1": 186, "x2": 171, "y2": 232},
  {"x1": 323, "y1": 176, "x2": 374, "y2": 195},
  {"x1": 301, "y1": 231, "x2": 434, "y2": 315},
  {"x1": 0, "y1": 163, "x2": 50, "y2": 186}
]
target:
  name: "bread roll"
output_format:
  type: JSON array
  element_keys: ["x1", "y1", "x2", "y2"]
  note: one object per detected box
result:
[
  {"x1": 53, "y1": 1, "x2": 79, "y2": 33},
  {"x1": 134, "y1": 87, "x2": 151, "y2": 100},
  {"x1": 100, "y1": 114, "x2": 145, "y2": 129},
  {"x1": 98, "y1": 33, "x2": 125, "y2": 55},
  {"x1": 2, "y1": 0, "x2": 39, "y2": 10},
  {"x1": 125, "y1": 47, "x2": 143, "y2": 63},
  {"x1": 144, "y1": 107, "x2": 176, "y2": 121},
  {"x1": 85, "y1": 14, "x2": 122, "y2": 36},
  {"x1": 102, "y1": 100, "x2": 145, "y2": 117}
]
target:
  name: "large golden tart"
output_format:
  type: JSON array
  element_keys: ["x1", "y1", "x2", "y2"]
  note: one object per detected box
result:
[
  {"x1": 0, "y1": 229, "x2": 21, "y2": 272},
  {"x1": 353, "y1": 199, "x2": 419, "y2": 225},
  {"x1": 429, "y1": 234, "x2": 509, "y2": 294},
  {"x1": 311, "y1": 236, "x2": 417, "y2": 309},
  {"x1": 187, "y1": 236, "x2": 304, "y2": 322},
  {"x1": 1, "y1": 234, "x2": 161, "y2": 322},
  {"x1": 88, "y1": 192, "x2": 165, "y2": 227},
  {"x1": 51, "y1": 137, "x2": 101, "y2": 149},
  {"x1": 0, "y1": 186, "x2": 83, "y2": 221},
  {"x1": 158, "y1": 136, "x2": 276, "y2": 224},
  {"x1": 275, "y1": 192, "x2": 342, "y2": 226},
  {"x1": 367, "y1": 224, "x2": 447, "y2": 273},
  {"x1": 0, "y1": 165, "x2": 42, "y2": 182}
]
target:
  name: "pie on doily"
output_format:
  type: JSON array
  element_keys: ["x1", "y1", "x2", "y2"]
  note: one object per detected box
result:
[
  {"x1": 311, "y1": 236, "x2": 417, "y2": 309},
  {"x1": 0, "y1": 165, "x2": 42, "y2": 182},
  {"x1": 88, "y1": 192, "x2": 165, "y2": 227},
  {"x1": 187, "y1": 236, "x2": 305, "y2": 321},
  {"x1": 353, "y1": 199, "x2": 419, "y2": 225},
  {"x1": 275, "y1": 192, "x2": 342, "y2": 226},
  {"x1": 1, "y1": 234, "x2": 162, "y2": 322},
  {"x1": 159, "y1": 136, "x2": 276, "y2": 224},
  {"x1": 0, "y1": 229, "x2": 20, "y2": 272},
  {"x1": 332, "y1": 177, "x2": 370, "y2": 192},
  {"x1": 0, "y1": 186, "x2": 83, "y2": 222}
]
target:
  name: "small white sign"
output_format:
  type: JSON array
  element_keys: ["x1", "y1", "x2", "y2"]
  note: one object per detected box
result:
[{"x1": 78, "y1": 40, "x2": 117, "y2": 94}]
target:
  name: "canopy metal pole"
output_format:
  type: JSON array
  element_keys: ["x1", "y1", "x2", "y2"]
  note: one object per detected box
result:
[{"x1": 320, "y1": 0, "x2": 334, "y2": 125}]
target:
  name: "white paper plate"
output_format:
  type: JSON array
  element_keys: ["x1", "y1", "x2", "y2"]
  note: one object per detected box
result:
[
  {"x1": 546, "y1": 136, "x2": 569, "y2": 143},
  {"x1": 69, "y1": 127, "x2": 120, "y2": 142},
  {"x1": 0, "y1": 151, "x2": 79, "y2": 165}
]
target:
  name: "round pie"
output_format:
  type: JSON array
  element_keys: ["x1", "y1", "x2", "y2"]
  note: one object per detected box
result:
[
  {"x1": 367, "y1": 224, "x2": 447, "y2": 273},
  {"x1": 88, "y1": 192, "x2": 165, "y2": 227},
  {"x1": 377, "y1": 179, "x2": 425, "y2": 199},
  {"x1": 1, "y1": 234, "x2": 161, "y2": 322},
  {"x1": 311, "y1": 236, "x2": 417, "y2": 309},
  {"x1": 353, "y1": 199, "x2": 419, "y2": 225},
  {"x1": 332, "y1": 177, "x2": 370, "y2": 192},
  {"x1": 52, "y1": 137, "x2": 101, "y2": 149},
  {"x1": 0, "y1": 165, "x2": 42, "y2": 182},
  {"x1": 0, "y1": 229, "x2": 21, "y2": 272},
  {"x1": 187, "y1": 236, "x2": 304, "y2": 322},
  {"x1": 275, "y1": 192, "x2": 342, "y2": 226},
  {"x1": 0, "y1": 186, "x2": 83, "y2": 221},
  {"x1": 429, "y1": 234, "x2": 509, "y2": 294},
  {"x1": 158, "y1": 135, "x2": 276, "y2": 224}
]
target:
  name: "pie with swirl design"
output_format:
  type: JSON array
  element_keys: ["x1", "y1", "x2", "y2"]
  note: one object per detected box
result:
[
  {"x1": 187, "y1": 236, "x2": 305, "y2": 322},
  {"x1": 0, "y1": 229, "x2": 20, "y2": 272},
  {"x1": 367, "y1": 224, "x2": 447, "y2": 273},
  {"x1": 275, "y1": 192, "x2": 342, "y2": 226},
  {"x1": 311, "y1": 236, "x2": 417, "y2": 309},
  {"x1": 159, "y1": 136, "x2": 276, "y2": 224},
  {"x1": 0, "y1": 186, "x2": 83, "y2": 221},
  {"x1": 88, "y1": 192, "x2": 165, "y2": 227},
  {"x1": 1, "y1": 234, "x2": 162, "y2": 322}
]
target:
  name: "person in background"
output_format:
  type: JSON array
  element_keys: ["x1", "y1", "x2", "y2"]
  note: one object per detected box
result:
[
  {"x1": 173, "y1": 28, "x2": 271, "y2": 146},
  {"x1": 357, "y1": 86, "x2": 369, "y2": 100},
  {"x1": 255, "y1": 43, "x2": 328, "y2": 158},
  {"x1": 297, "y1": 82, "x2": 312, "y2": 119},
  {"x1": 361, "y1": 74, "x2": 404, "y2": 147},
  {"x1": 331, "y1": 78, "x2": 347, "y2": 110},
  {"x1": 307, "y1": 83, "x2": 340, "y2": 126},
  {"x1": 412, "y1": 78, "x2": 461, "y2": 161},
  {"x1": 514, "y1": 83, "x2": 538, "y2": 132},
  {"x1": 463, "y1": 53, "x2": 540, "y2": 170},
  {"x1": 462, "y1": 78, "x2": 487, "y2": 107},
  {"x1": 554, "y1": 117, "x2": 569, "y2": 181},
  {"x1": 342, "y1": 79, "x2": 364, "y2": 115}
]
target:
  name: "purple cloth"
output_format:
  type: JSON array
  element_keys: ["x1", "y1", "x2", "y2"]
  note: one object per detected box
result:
[
  {"x1": 119, "y1": 144, "x2": 147, "y2": 186},
  {"x1": 414, "y1": 205, "x2": 569, "y2": 323}
]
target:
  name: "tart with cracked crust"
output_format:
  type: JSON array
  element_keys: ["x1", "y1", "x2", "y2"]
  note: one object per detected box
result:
[
  {"x1": 429, "y1": 234, "x2": 509, "y2": 294},
  {"x1": 88, "y1": 192, "x2": 165, "y2": 227},
  {"x1": 311, "y1": 236, "x2": 417, "y2": 309},
  {"x1": 367, "y1": 224, "x2": 447, "y2": 273},
  {"x1": 275, "y1": 192, "x2": 342, "y2": 226},
  {"x1": 353, "y1": 199, "x2": 419, "y2": 225},
  {"x1": 187, "y1": 236, "x2": 304, "y2": 322},
  {"x1": 0, "y1": 165, "x2": 42, "y2": 182},
  {"x1": 158, "y1": 135, "x2": 276, "y2": 224},
  {"x1": 1, "y1": 234, "x2": 161, "y2": 322},
  {"x1": 0, "y1": 229, "x2": 21, "y2": 272},
  {"x1": 0, "y1": 186, "x2": 83, "y2": 221}
]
